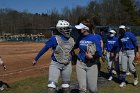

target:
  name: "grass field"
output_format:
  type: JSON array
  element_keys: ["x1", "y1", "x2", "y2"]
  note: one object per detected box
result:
[{"x1": 1, "y1": 63, "x2": 140, "y2": 93}]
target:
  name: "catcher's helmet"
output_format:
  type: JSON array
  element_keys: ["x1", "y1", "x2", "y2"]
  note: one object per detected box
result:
[{"x1": 56, "y1": 20, "x2": 72, "y2": 38}]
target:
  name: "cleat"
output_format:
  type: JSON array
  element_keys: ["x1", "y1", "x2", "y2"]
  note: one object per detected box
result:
[
  {"x1": 119, "y1": 82, "x2": 126, "y2": 87},
  {"x1": 112, "y1": 70, "x2": 117, "y2": 75},
  {"x1": 0, "y1": 86, "x2": 4, "y2": 91},
  {"x1": 134, "y1": 78, "x2": 138, "y2": 86},
  {"x1": 108, "y1": 76, "x2": 113, "y2": 81},
  {"x1": 126, "y1": 72, "x2": 132, "y2": 76}
]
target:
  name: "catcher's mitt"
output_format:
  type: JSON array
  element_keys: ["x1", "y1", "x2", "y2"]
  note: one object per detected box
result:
[{"x1": 87, "y1": 43, "x2": 96, "y2": 55}]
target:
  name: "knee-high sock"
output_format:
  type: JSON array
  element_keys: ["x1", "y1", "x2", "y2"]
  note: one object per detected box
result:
[
  {"x1": 122, "y1": 71, "x2": 126, "y2": 82},
  {"x1": 132, "y1": 71, "x2": 138, "y2": 78}
]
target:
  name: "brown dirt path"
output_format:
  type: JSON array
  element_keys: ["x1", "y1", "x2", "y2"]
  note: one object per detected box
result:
[{"x1": 0, "y1": 42, "x2": 52, "y2": 83}]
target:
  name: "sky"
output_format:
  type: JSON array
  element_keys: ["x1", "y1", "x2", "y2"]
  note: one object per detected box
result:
[{"x1": 0, "y1": 0, "x2": 98, "y2": 14}]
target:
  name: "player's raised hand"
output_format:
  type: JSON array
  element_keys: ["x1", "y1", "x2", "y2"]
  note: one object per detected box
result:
[{"x1": 32, "y1": 60, "x2": 37, "y2": 66}]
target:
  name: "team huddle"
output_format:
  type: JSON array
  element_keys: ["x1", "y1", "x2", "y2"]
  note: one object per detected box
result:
[{"x1": 33, "y1": 19, "x2": 139, "y2": 93}]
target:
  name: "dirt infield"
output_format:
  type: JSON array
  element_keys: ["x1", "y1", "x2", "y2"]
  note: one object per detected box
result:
[{"x1": 0, "y1": 42, "x2": 51, "y2": 83}]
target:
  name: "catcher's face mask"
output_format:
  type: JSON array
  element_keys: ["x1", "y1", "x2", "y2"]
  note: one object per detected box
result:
[
  {"x1": 57, "y1": 27, "x2": 72, "y2": 37},
  {"x1": 56, "y1": 20, "x2": 72, "y2": 38}
]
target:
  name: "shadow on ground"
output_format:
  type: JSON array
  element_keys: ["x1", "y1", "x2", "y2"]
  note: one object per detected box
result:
[{"x1": 41, "y1": 72, "x2": 109, "y2": 93}]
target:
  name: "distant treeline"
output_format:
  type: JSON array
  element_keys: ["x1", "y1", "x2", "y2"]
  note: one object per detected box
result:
[{"x1": 0, "y1": 0, "x2": 140, "y2": 37}]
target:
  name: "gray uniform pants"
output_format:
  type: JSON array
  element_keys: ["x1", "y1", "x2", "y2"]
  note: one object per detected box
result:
[
  {"x1": 121, "y1": 50, "x2": 135, "y2": 72},
  {"x1": 48, "y1": 60, "x2": 72, "y2": 84},
  {"x1": 106, "y1": 51, "x2": 119, "y2": 72},
  {"x1": 76, "y1": 60, "x2": 98, "y2": 93},
  {"x1": 119, "y1": 51, "x2": 122, "y2": 66}
]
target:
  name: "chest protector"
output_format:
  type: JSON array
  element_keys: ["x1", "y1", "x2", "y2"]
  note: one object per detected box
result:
[{"x1": 54, "y1": 35, "x2": 75, "y2": 64}]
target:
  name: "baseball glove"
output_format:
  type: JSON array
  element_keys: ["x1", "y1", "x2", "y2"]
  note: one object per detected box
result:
[{"x1": 87, "y1": 43, "x2": 96, "y2": 56}]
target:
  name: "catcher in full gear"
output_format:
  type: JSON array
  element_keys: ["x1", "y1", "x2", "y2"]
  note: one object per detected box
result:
[{"x1": 33, "y1": 20, "x2": 75, "y2": 93}]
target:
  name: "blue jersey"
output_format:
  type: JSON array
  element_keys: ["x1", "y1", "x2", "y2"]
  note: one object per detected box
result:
[
  {"x1": 34, "y1": 35, "x2": 69, "y2": 61},
  {"x1": 105, "y1": 36, "x2": 119, "y2": 52},
  {"x1": 94, "y1": 34, "x2": 102, "y2": 41},
  {"x1": 94, "y1": 34, "x2": 102, "y2": 56},
  {"x1": 119, "y1": 32, "x2": 138, "y2": 50},
  {"x1": 75, "y1": 34, "x2": 102, "y2": 62}
]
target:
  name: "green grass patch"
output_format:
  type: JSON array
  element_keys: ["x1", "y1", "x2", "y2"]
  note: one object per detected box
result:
[
  {"x1": 98, "y1": 62, "x2": 140, "y2": 93},
  {"x1": 2, "y1": 75, "x2": 48, "y2": 93},
  {"x1": 1, "y1": 64, "x2": 140, "y2": 93}
]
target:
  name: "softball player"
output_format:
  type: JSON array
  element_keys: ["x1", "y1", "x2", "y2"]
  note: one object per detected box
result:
[
  {"x1": 0, "y1": 56, "x2": 6, "y2": 71},
  {"x1": 33, "y1": 20, "x2": 75, "y2": 93},
  {"x1": 104, "y1": 30, "x2": 120, "y2": 81},
  {"x1": 74, "y1": 22, "x2": 102, "y2": 93},
  {"x1": 119, "y1": 25, "x2": 139, "y2": 87}
]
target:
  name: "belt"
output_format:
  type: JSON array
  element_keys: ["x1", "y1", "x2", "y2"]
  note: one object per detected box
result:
[
  {"x1": 52, "y1": 60, "x2": 70, "y2": 65},
  {"x1": 78, "y1": 58, "x2": 97, "y2": 66},
  {"x1": 77, "y1": 57, "x2": 96, "y2": 63}
]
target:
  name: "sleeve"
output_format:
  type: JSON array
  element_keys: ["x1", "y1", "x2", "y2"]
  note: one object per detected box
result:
[
  {"x1": 129, "y1": 32, "x2": 138, "y2": 47},
  {"x1": 34, "y1": 36, "x2": 57, "y2": 61},
  {"x1": 98, "y1": 34, "x2": 102, "y2": 41},
  {"x1": 129, "y1": 32, "x2": 139, "y2": 52},
  {"x1": 73, "y1": 36, "x2": 81, "y2": 49},
  {"x1": 94, "y1": 37, "x2": 102, "y2": 57},
  {"x1": 96, "y1": 43, "x2": 102, "y2": 57}
]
